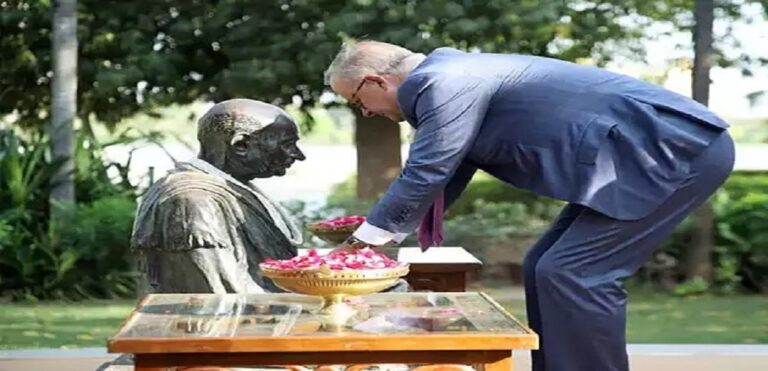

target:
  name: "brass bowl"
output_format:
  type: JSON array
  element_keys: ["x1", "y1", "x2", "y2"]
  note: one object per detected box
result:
[
  {"x1": 306, "y1": 222, "x2": 362, "y2": 244},
  {"x1": 261, "y1": 264, "x2": 409, "y2": 327}
]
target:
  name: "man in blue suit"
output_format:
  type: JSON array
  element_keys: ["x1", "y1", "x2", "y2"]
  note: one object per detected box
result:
[{"x1": 324, "y1": 41, "x2": 735, "y2": 371}]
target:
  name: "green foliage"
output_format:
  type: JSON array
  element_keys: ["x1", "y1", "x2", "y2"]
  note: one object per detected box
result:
[
  {"x1": 324, "y1": 175, "x2": 375, "y2": 217},
  {"x1": 441, "y1": 200, "x2": 550, "y2": 263},
  {"x1": 718, "y1": 171, "x2": 768, "y2": 200},
  {"x1": 644, "y1": 173, "x2": 768, "y2": 293},
  {"x1": 4, "y1": 0, "x2": 734, "y2": 131},
  {"x1": 447, "y1": 172, "x2": 564, "y2": 221},
  {"x1": 326, "y1": 171, "x2": 563, "y2": 223},
  {"x1": 446, "y1": 200, "x2": 533, "y2": 238},
  {"x1": 64, "y1": 197, "x2": 141, "y2": 298},
  {"x1": 714, "y1": 178, "x2": 768, "y2": 292},
  {"x1": 673, "y1": 277, "x2": 710, "y2": 296},
  {"x1": 281, "y1": 200, "x2": 340, "y2": 248},
  {"x1": 0, "y1": 130, "x2": 57, "y2": 216},
  {"x1": 0, "y1": 129, "x2": 141, "y2": 301}
]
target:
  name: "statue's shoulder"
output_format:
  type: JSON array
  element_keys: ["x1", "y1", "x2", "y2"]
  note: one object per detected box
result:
[
  {"x1": 148, "y1": 169, "x2": 228, "y2": 200},
  {"x1": 162, "y1": 169, "x2": 227, "y2": 188},
  {"x1": 136, "y1": 169, "x2": 238, "y2": 225},
  {"x1": 133, "y1": 169, "x2": 234, "y2": 251}
]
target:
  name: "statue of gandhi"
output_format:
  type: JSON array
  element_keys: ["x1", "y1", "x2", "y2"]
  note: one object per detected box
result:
[{"x1": 131, "y1": 99, "x2": 306, "y2": 293}]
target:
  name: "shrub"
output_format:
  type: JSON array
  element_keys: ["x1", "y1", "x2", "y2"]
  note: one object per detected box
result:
[{"x1": 0, "y1": 129, "x2": 141, "y2": 301}]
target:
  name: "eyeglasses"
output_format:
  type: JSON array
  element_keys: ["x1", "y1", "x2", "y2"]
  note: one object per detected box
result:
[{"x1": 348, "y1": 78, "x2": 368, "y2": 111}]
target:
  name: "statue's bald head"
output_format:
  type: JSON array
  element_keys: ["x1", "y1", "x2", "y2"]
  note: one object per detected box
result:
[
  {"x1": 198, "y1": 99, "x2": 294, "y2": 142},
  {"x1": 197, "y1": 99, "x2": 305, "y2": 181}
]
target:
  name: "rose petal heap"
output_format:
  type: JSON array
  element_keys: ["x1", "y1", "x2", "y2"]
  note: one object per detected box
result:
[
  {"x1": 261, "y1": 248, "x2": 402, "y2": 271},
  {"x1": 311, "y1": 215, "x2": 366, "y2": 231}
]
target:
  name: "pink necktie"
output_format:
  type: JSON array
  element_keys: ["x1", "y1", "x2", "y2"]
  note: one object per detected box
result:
[{"x1": 417, "y1": 192, "x2": 444, "y2": 252}]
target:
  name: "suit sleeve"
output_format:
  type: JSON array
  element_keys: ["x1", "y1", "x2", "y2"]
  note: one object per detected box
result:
[
  {"x1": 444, "y1": 161, "x2": 477, "y2": 210},
  {"x1": 363, "y1": 75, "x2": 494, "y2": 236}
]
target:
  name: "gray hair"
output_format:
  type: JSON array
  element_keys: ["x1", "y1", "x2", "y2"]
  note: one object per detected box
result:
[{"x1": 324, "y1": 40, "x2": 415, "y2": 85}]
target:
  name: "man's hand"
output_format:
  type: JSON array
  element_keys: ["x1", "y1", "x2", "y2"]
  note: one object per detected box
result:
[
  {"x1": 329, "y1": 240, "x2": 357, "y2": 255},
  {"x1": 330, "y1": 235, "x2": 386, "y2": 255}
]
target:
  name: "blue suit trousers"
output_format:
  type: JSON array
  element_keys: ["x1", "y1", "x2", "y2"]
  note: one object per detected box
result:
[{"x1": 523, "y1": 131, "x2": 735, "y2": 371}]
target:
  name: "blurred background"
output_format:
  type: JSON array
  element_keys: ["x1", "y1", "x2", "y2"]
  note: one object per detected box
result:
[{"x1": 1, "y1": 0, "x2": 767, "y2": 354}]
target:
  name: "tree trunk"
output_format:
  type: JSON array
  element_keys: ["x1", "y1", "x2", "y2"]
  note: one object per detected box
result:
[
  {"x1": 686, "y1": 0, "x2": 715, "y2": 282},
  {"x1": 50, "y1": 0, "x2": 78, "y2": 212},
  {"x1": 354, "y1": 113, "x2": 402, "y2": 200}
]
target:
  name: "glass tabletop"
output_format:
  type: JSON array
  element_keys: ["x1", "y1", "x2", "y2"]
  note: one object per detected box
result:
[{"x1": 113, "y1": 292, "x2": 528, "y2": 339}]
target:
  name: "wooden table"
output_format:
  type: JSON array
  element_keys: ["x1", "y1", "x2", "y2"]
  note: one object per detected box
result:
[
  {"x1": 108, "y1": 292, "x2": 537, "y2": 371},
  {"x1": 299, "y1": 247, "x2": 483, "y2": 292}
]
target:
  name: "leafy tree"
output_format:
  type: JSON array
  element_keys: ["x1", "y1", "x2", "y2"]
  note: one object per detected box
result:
[
  {"x1": 3, "y1": 0, "x2": 690, "y2": 199},
  {"x1": 3, "y1": 0, "x2": 765, "y2": 129}
]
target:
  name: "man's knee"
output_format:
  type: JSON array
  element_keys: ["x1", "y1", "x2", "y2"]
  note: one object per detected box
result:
[
  {"x1": 534, "y1": 254, "x2": 572, "y2": 287},
  {"x1": 533, "y1": 253, "x2": 591, "y2": 298},
  {"x1": 535, "y1": 253, "x2": 628, "y2": 315}
]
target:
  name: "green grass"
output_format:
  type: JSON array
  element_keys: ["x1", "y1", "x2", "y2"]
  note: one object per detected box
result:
[
  {"x1": 625, "y1": 292, "x2": 768, "y2": 344},
  {"x1": 499, "y1": 292, "x2": 768, "y2": 344},
  {"x1": 0, "y1": 299, "x2": 138, "y2": 350},
  {"x1": 1, "y1": 293, "x2": 766, "y2": 349}
]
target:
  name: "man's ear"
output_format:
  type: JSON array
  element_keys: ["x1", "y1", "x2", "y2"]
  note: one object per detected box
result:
[
  {"x1": 230, "y1": 133, "x2": 250, "y2": 156},
  {"x1": 365, "y1": 74, "x2": 388, "y2": 88}
]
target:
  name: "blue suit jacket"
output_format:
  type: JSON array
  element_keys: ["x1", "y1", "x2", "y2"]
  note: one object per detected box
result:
[{"x1": 366, "y1": 47, "x2": 728, "y2": 234}]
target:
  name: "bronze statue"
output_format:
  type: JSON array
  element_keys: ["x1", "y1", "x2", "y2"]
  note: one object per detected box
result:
[
  {"x1": 131, "y1": 99, "x2": 306, "y2": 293},
  {"x1": 107, "y1": 98, "x2": 408, "y2": 371}
]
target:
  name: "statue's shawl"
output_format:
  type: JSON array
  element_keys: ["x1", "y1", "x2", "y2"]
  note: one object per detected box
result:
[{"x1": 131, "y1": 158, "x2": 302, "y2": 262}]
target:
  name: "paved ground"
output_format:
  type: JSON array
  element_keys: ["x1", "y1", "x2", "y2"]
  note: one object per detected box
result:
[{"x1": 2, "y1": 345, "x2": 768, "y2": 371}]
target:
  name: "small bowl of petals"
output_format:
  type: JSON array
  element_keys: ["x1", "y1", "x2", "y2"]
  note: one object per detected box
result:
[{"x1": 307, "y1": 215, "x2": 366, "y2": 244}]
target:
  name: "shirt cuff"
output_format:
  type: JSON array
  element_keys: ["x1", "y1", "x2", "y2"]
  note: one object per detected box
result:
[
  {"x1": 392, "y1": 232, "x2": 410, "y2": 244},
  {"x1": 353, "y1": 221, "x2": 397, "y2": 246}
]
